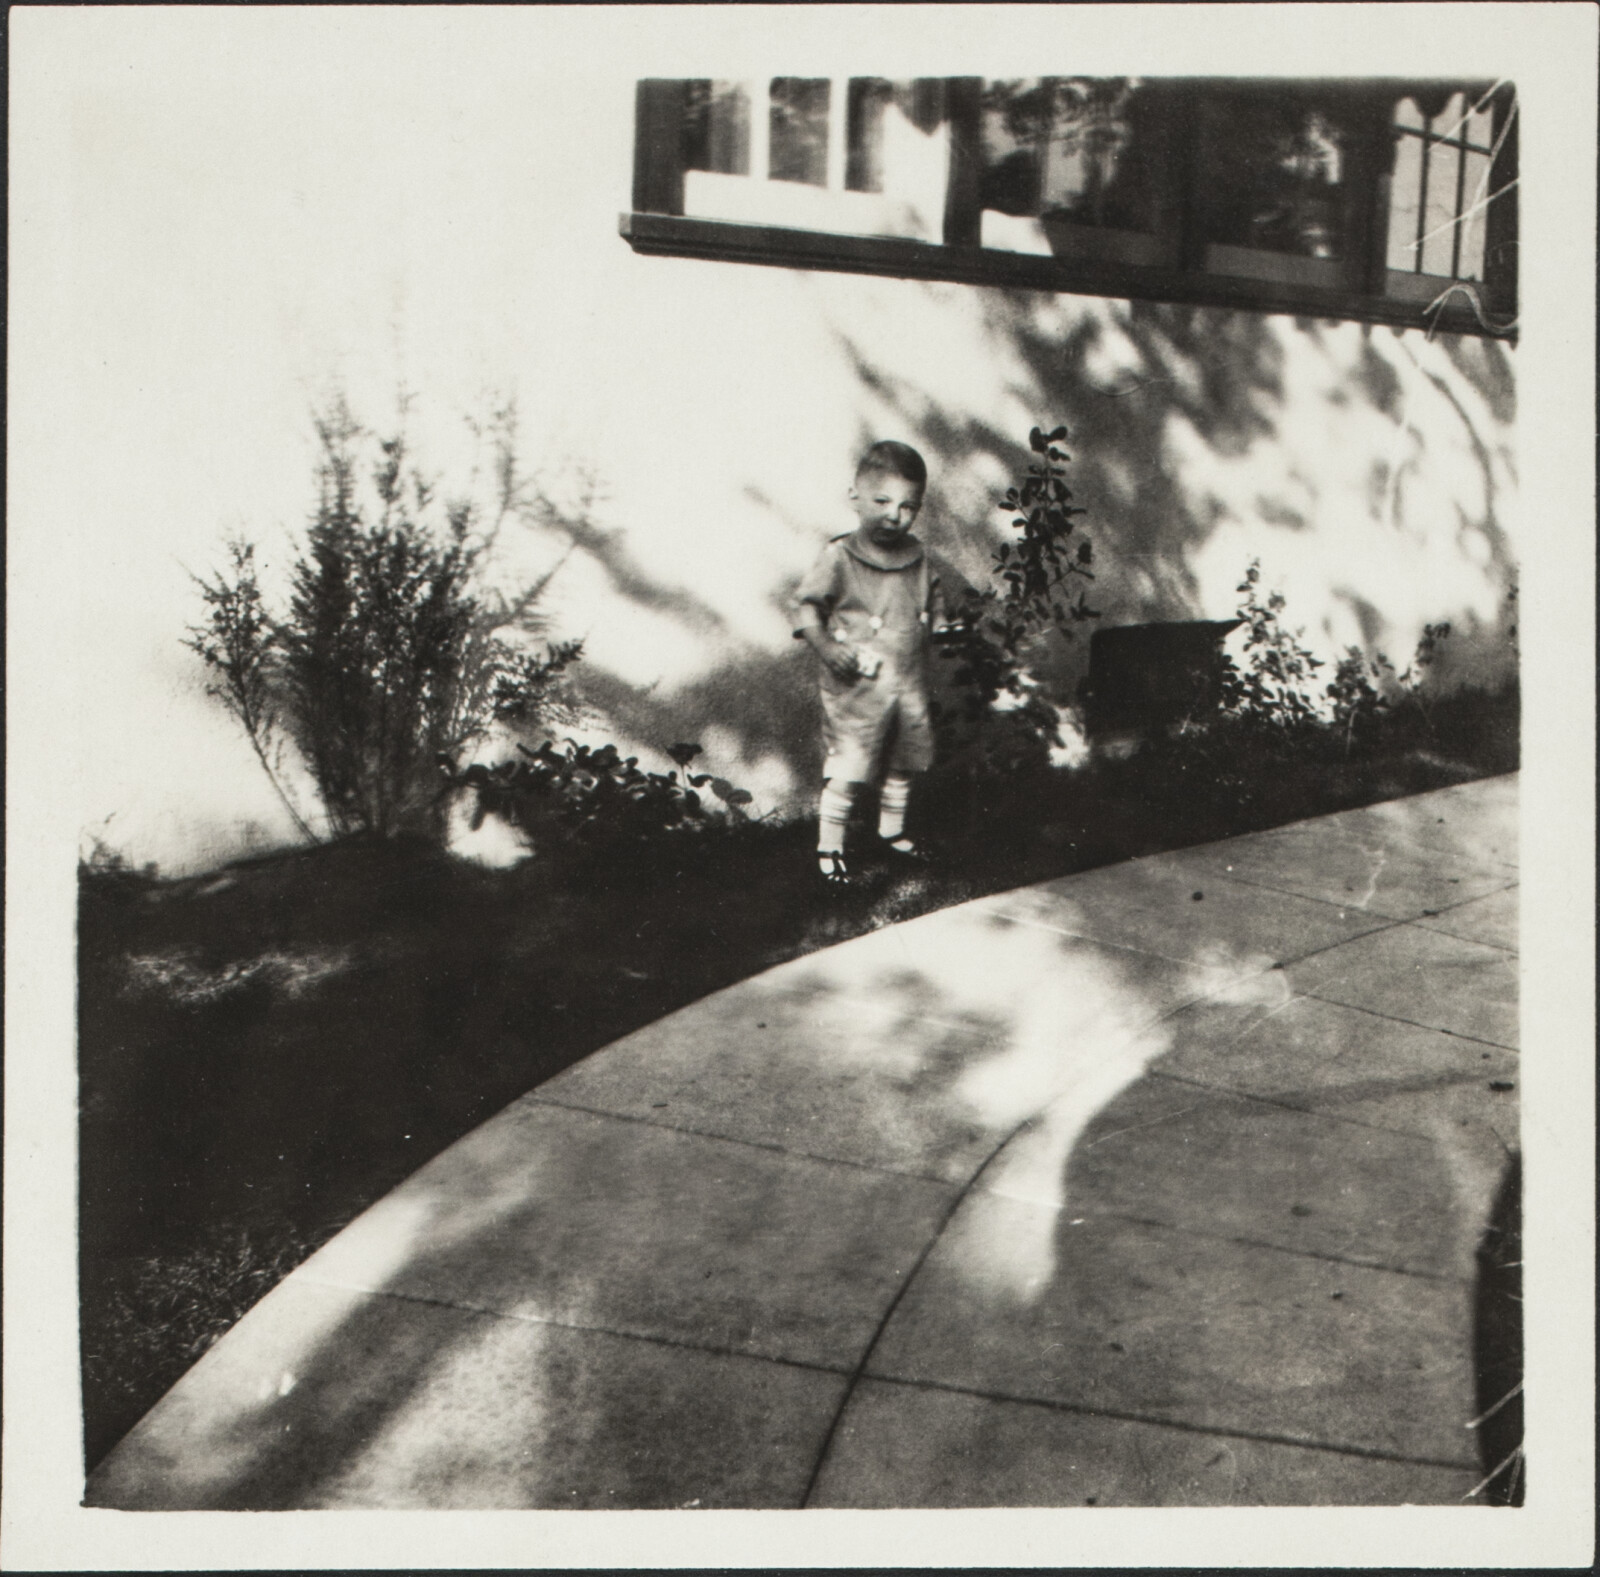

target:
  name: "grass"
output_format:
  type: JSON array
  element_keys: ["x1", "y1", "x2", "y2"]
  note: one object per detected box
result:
[{"x1": 78, "y1": 683, "x2": 1518, "y2": 1471}]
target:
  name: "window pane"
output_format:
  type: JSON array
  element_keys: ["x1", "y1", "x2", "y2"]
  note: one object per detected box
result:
[
  {"x1": 1466, "y1": 103, "x2": 1495, "y2": 152},
  {"x1": 684, "y1": 81, "x2": 750, "y2": 175},
  {"x1": 1434, "y1": 92, "x2": 1467, "y2": 143},
  {"x1": 1457, "y1": 148, "x2": 1490, "y2": 278},
  {"x1": 846, "y1": 78, "x2": 894, "y2": 192},
  {"x1": 1420, "y1": 136, "x2": 1460, "y2": 275},
  {"x1": 1394, "y1": 96, "x2": 1425, "y2": 132},
  {"x1": 770, "y1": 77, "x2": 830, "y2": 186},
  {"x1": 979, "y1": 77, "x2": 1161, "y2": 232},
  {"x1": 1200, "y1": 95, "x2": 1348, "y2": 259},
  {"x1": 1388, "y1": 128, "x2": 1424, "y2": 271}
]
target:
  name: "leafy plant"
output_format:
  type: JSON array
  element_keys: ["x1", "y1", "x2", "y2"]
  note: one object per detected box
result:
[
  {"x1": 187, "y1": 394, "x2": 582, "y2": 842},
  {"x1": 926, "y1": 423, "x2": 1102, "y2": 796},
  {"x1": 1326, "y1": 646, "x2": 1394, "y2": 754},
  {"x1": 1325, "y1": 620, "x2": 1453, "y2": 754},
  {"x1": 188, "y1": 540, "x2": 317, "y2": 841},
  {"x1": 1217, "y1": 561, "x2": 1324, "y2": 735},
  {"x1": 936, "y1": 424, "x2": 1099, "y2": 765},
  {"x1": 446, "y1": 738, "x2": 755, "y2": 849}
]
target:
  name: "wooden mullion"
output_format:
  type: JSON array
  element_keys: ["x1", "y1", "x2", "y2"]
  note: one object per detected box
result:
[
  {"x1": 941, "y1": 77, "x2": 984, "y2": 247},
  {"x1": 1414, "y1": 111, "x2": 1432, "y2": 273},
  {"x1": 1173, "y1": 86, "x2": 1206, "y2": 274},
  {"x1": 1141, "y1": 80, "x2": 1188, "y2": 271},
  {"x1": 1450, "y1": 115, "x2": 1468, "y2": 278},
  {"x1": 1341, "y1": 88, "x2": 1396, "y2": 297},
  {"x1": 633, "y1": 80, "x2": 689, "y2": 216},
  {"x1": 1482, "y1": 84, "x2": 1518, "y2": 319}
]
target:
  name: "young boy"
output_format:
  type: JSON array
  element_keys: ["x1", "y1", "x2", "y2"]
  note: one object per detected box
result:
[{"x1": 794, "y1": 441, "x2": 941, "y2": 883}]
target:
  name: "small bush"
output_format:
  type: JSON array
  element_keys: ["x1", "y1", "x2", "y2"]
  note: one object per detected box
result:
[
  {"x1": 932, "y1": 423, "x2": 1098, "y2": 787},
  {"x1": 1217, "y1": 560, "x2": 1325, "y2": 739},
  {"x1": 187, "y1": 395, "x2": 582, "y2": 842},
  {"x1": 1325, "y1": 620, "x2": 1454, "y2": 756},
  {"x1": 446, "y1": 738, "x2": 755, "y2": 851}
]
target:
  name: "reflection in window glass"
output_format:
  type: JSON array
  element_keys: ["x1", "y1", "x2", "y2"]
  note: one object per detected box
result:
[
  {"x1": 846, "y1": 78, "x2": 894, "y2": 192},
  {"x1": 979, "y1": 77, "x2": 1159, "y2": 232},
  {"x1": 1201, "y1": 96, "x2": 1348, "y2": 259},
  {"x1": 770, "y1": 78, "x2": 830, "y2": 186},
  {"x1": 847, "y1": 79, "x2": 946, "y2": 195},
  {"x1": 684, "y1": 81, "x2": 750, "y2": 176}
]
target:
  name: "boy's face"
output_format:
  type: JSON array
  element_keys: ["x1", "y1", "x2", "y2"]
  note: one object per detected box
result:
[{"x1": 849, "y1": 469, "x2": 924, "y2": 547}]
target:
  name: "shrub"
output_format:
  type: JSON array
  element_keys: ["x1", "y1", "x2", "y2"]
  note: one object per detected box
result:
[
  {"x1": 446, "y1": 739, "x2": 755, "y2": 851},
  {"x1": 933, "y1": 423, "x2": 1098, "y2": 778},
  {"x1": 187, "y1": 395, "x2": 582, "y2": 842},
  {"x1": 1325, "y1": 620, "x2": 1453, "y2": 756},
  {"x1": 1217, "y1": 560, "x2": 1325, "y2": 738}
]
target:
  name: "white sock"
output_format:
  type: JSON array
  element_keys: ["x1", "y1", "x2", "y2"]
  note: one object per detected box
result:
[
  {"x1": 877, "y1": 773, "x2": 912, "y2": 842},
  {"x1": 818, "y1": 779, "x2": 854, "y2": 854}
]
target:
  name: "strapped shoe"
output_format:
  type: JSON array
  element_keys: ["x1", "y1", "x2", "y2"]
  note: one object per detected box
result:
[
  {"x1": 817, "y1": 850, "x2": 852, "y2": 885},
  {"x1": 882, "y1": 836, "x2": 929, "y2": 862}
]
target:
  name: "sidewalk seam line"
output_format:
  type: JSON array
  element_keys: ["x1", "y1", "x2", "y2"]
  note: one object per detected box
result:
[
  {"x1": 1195, "y1": 864, "x2": 1516, "y2": 924},
  {"x1": 1411, "y1": 929, "x2": 1518, "y2": 957},
  {"x1": 520, "y1": 1095, "x2": 957, "y2": 1186},
  {"x1": 797, "y1": 1140, "x2": 1018, "y2": 1508},
  {"x1": 853, "y1": 1370, "x2": 1481, "y2": 1474},
  {"x1": 291, "y1": 1274, "x2": 859, "y2": 1380},
  {"x1": 1092, "y1": 1209, "x2": 1469, "y2": 1284},
  {"x1": 1291, "y1": 992, "x2": 1518, "y2": 1052},
  {"x1": 967, "y1": 904, "x2": 1274, "y2": 974},
  {"x1": 1146, "y1": 1065, "x2": 1519, "y2": 1144}
]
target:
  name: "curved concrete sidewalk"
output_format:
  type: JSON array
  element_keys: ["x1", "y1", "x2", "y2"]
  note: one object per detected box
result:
[{"x1": 87, "y1": 776, "x2": 1519, "y2": 1510}]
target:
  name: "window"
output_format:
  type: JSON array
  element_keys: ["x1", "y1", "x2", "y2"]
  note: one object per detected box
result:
[
  {"x1": 1196, "y1": 94, "x2": 1355, "y2": 286},
  {"x1": 978, "y1": 78, "x2": 1172, "y2": 267},
  {"x1": 624, "y1": 77, "x2": 1517, "y2": 339},
  {"x1": 769, "y1": 78, "x2": 832, "y2": 187},
  {"x1": 683, "y1": 81, "x2": 751, "y2": 176},
  {"x1": 1384, "y1": 87, "x2": 1515, "y2": 315}
]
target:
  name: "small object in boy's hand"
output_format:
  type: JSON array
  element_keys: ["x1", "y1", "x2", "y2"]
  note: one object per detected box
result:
[{"x1": 855, "y1": 650, "x2": 882, "y2": 680}]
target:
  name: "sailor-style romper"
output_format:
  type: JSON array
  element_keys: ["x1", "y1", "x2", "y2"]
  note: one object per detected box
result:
[{"x1": 794, "y1": 532, "x2": 941, "y2": 784}]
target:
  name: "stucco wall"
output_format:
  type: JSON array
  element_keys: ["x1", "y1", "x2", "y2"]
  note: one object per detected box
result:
[{"x1": 23, "y1": 39, "x2": 1515, "y2": 875}]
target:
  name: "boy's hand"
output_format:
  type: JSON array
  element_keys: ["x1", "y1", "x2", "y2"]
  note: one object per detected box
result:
[
  {"x1": 801, "y1": 623, "x2": 860, "y2": 680},
  {"x1": 820, "y1": 643, "x2": 862, "y2": 682}
]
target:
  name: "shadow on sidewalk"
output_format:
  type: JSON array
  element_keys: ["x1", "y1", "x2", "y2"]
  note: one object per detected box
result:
[{"x1": 1471, "y1": 1150, "x2": 1524, "y2": 1506}]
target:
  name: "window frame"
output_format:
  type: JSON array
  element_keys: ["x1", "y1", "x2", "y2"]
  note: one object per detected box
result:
[{"x1": 624, "y1": 77, "x2": 1517, "y2": 341}]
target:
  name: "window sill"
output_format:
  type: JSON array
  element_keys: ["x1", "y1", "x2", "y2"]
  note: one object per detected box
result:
[{"x1": 620, "y1": 211, "x2": 1516, "y2": 341}]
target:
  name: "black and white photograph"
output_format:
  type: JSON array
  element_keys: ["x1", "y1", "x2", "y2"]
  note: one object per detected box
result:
[{"x1": 4, "y1": 3, "x2": 1593, "y2": 1569}]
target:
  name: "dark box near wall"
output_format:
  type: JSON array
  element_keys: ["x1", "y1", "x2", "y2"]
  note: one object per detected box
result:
[{"x1": 1080, "y1": 619, "x2": 1243, "y2": 739}]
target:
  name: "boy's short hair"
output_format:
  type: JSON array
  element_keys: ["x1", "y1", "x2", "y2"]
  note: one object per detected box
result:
[{"x1": 856, "y1": 440, "x2": 927, "y2": 492}]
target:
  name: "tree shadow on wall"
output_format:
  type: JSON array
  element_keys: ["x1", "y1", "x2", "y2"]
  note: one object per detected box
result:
[
  {"x1": 574, "y1": 631, "x2": 827, "y2": 796},
  {"x1": 840, "y1": 292, "x2": 1516, "y2": 702},
  {"x1": 840, "y1": 295, "x2": 1289, "y2": 643},
  {"x1": 553, "y1": 299, "x2": 1292, "y2": 792},
  {"x1": 535, "y1": 292, "x2": 1515, "y2": 802}
]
